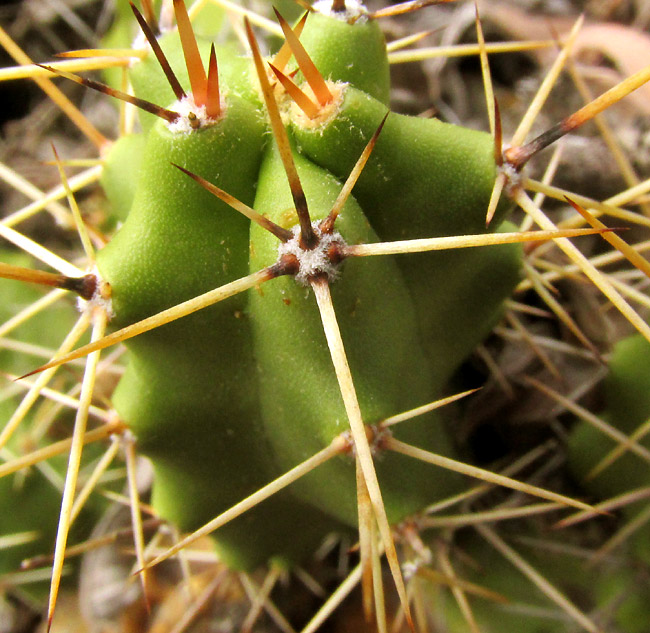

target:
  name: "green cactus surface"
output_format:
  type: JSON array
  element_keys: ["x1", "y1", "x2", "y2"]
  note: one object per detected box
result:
[
  {"x1": 2, "y1": 1, "x2": 650, "y2": 631},
  {"x1": 89, "y1": 1, "x2": 522, "y2": 569}
]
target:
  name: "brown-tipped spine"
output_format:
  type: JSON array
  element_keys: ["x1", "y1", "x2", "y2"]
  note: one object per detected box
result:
[
  {"x1": 38, "y1": 64, "x2": 180, "y2": 123},
  {"x1": 206, "y1": 44, "x2": 221, "y2": 120},
  {"x1": 245, "y1": 18, "x2": 317, "y2": 250},
  {"x1": 61, "y1": 274, "x2": 98, "y2": 301},
  {"x1": 369, "y1": 0, "x2": 457, "y2": 19},
  {"x1": 130, "y1": 2, "x2": 185, "y2": 101},
  {"x1": 273, "y1": 8, "x2": 333, "y2": 108},
  {"x1": 268, "y1": 62, "x2": 320, "y2": 119},
  {"x1": 173, "y1": 0, "x2": 207, "y2": 106},
  {"x1": 172, "y1": 163, "x2": 293, "y2": 242},
  {"x1": 140, "y1": 0, "x2": 160, "y2": 35},
  {"x1": 321, "y1": 112, "x2": 389, "y2": 233},
  {"x1": 0, "y1": 262, "x2": 97, "y2": 300},
  {"x1": 272, "y1": 11, "x2": 309, "y2": 72}
]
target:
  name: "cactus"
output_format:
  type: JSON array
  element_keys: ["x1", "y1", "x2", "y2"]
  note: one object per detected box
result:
[
  {"x1": 1, "y1": 1, "x2": 650, "y2": 631},
  {"x1": 568, "y1": 332, "x2": 650, "y2": 555}
]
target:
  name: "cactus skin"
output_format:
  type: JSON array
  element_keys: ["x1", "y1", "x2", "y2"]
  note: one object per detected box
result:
[
  {"x1": 568, "y1": 333, "x2": 650, "y2": 502},
  {"x1": 83, "y1": 3, "x2": 523, "y2": 568},
  {"x1": 249, "y1": 142, "x2": 463, "y2": 526},
  {"x1": 567, "y1": 331, "x2": 650, "y2": 554},
  {"x1": 562, "y1": 332, "x2": 650, "y2": 633},
  {"x1": 100, "y1": 134, "x2": 146, "y2": 223},
  {"x1": 97, "y1": 100, "x2": 344, "y2": 570},
  {"x1": 297, "y1": 11, "x2": 391, "y2": 104},
  {"x1": 290, "y1": 85, "x2": 520, "y2": 388}
]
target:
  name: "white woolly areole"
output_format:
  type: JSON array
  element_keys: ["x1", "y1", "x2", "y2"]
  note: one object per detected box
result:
[
  {"x1": 166, "y1": 94, "x2": 224, "y2": 134},
  {"x1": 313, "y1": 0, "x2": 368, "y2": 22},
  {"x1": 290, "y1": 81, "x2": 347, "y2": 131},
  {"x1": 500, "y1": 159, "x2": 524, "y2": 196},
  {"x1": 278, "y1": 222, "x2": 346, "y2": 286},
  {"x1": 77, "y1": 266, "x2": 114, "y2": 320}
]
